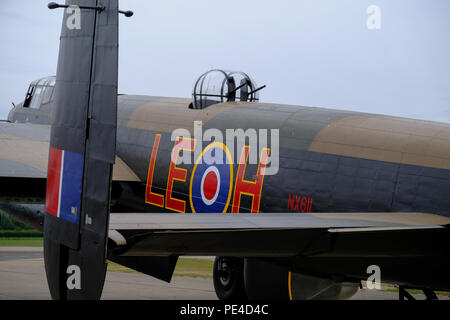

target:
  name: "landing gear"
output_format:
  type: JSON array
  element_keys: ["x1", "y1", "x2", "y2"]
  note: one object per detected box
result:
[
  {"x1": 399, "y1": 286, "x2": 439, "y2": 300},
  {"x1": 213, "y1": 257, "x2": 247, "y2": 300},
  {"x1": 423, "y1": 289, "x2": 438, "y2": 300},
  {"x1": 399, "y1": 286, "x2": 415, "y2": 300}
]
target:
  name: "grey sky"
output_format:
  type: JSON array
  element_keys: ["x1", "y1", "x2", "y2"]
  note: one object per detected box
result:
[{"x1": 1, "y1": 0, "x2": 449, "y2": 122}]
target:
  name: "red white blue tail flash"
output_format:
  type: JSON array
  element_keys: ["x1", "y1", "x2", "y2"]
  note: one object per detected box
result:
[{"x1": 46, "y1": 147, "x2": 84, "y2": 224}]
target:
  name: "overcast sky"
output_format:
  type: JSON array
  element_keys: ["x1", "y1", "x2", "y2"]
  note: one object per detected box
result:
[{"x1": 0, "y1": 0, "x2": 449, "y2": 122}]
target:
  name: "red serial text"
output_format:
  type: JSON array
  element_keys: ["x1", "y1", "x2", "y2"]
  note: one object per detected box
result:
[{"x1": 287, "y1": 194, "x2": 313, "y2": 213}]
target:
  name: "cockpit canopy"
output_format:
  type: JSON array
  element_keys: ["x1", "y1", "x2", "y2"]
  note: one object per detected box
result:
[
  {"x1": 191, "y1": 69, "x2": 263, "y2": 109},
  {"x1": 23, "y1": 76, "x2": 56, "y2": 109}
]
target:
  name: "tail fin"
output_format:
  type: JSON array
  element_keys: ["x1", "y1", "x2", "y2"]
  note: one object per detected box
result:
[{"x1": 44, "y1": 0, "x2": 118, "y2": 300}]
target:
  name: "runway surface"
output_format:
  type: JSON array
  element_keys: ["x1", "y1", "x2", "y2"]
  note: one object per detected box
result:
[{"x1": 0, "y1": 247, "x2": 448, "y2": 300}]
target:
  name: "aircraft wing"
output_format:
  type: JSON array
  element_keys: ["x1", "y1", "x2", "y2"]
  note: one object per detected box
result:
[
  {"x1": 0, "y1": 121, "x2": 140, "y2": 182},
  {"x1": 106, "y1": 211, "x2": 450, "y2": 290},
  {"x1": 108, "y1": 211, "x2": 450, "y2": 257},
  {"x1": 2, "y1": 198, "x2": 448, "y2": 290}
]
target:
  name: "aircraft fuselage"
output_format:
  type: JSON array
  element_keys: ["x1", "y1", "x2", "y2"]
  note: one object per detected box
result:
[{"x1": 10, "y1": 94, "x2": 450, "y2": 218}]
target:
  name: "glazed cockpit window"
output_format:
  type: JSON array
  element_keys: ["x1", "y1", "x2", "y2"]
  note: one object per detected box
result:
[
  {"x1": 29, "y1": 86, "x2": 44, "y2": 109},
  {"x1": 41, "y1": 86, "x2": 54, "y2": 105},
  {"x1": 23, "y1": 76, "x2": 56, "y2": 109}
]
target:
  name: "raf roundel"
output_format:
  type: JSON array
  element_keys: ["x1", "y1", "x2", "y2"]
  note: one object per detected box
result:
[
  {"x1": 200, "y1": 166, "x2": 221, "y2": 205},
  {"x1": 189, "y1": 143, "x2": 233, "y2": 213}
]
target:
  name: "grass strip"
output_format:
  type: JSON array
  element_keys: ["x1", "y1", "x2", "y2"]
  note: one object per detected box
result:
[
  {"x1": 108, "y1": 258, "x2": 213, "y2": 279},
  {"x1": 0, "y1": 237, "x2": 44, "y2": 247}
]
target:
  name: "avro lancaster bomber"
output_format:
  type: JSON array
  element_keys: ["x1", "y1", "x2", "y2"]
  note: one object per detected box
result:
[{"x1": 0, "y1": 0, "x2": 449, "y2": 300}]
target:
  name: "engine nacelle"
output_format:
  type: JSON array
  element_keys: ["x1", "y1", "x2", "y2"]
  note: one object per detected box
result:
[{"x1": 244, "y1": 259, "x2": 359, "y2": 300}]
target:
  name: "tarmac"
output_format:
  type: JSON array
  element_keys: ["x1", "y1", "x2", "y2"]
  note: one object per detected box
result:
[{"x1": 0, "y1": 247, "x2": 448, "y2": 300}]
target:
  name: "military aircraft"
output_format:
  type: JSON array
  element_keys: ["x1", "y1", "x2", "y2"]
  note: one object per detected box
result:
[{"x1": 1, "y1": 0, "x2": 449, "y2": 300}]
